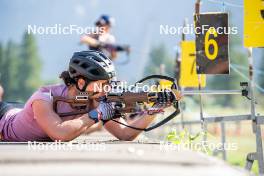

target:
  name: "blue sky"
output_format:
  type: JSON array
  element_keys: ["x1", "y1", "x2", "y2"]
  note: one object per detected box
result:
[{"x1": 1, "y1": 0, "x2": 261, "y2": 83}]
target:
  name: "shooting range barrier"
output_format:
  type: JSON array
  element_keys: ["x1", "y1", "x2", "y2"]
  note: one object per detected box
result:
[
  {"x1": 170, "y1": 87, "x2": 264, "y2": 174},
  {"x1": 173, "y1": 0, "x2": 264, "y2": 174}
]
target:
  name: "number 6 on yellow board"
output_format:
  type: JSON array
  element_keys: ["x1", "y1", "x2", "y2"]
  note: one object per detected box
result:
[
  {"x1": 195, "y1": 13, "x2": 229, "y2": 74},
  {"x1": 205, "y1": 27, "x2": 218, "y2": 60}
]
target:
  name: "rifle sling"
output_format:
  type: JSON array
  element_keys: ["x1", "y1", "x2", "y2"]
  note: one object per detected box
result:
[{"x1": 110, "y1": 108, "x2": 180, "y2": 131}]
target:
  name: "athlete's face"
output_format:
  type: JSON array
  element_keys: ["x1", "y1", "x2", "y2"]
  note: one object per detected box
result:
[
  {"x1": 100, "y1": 24, "x2": 110, "y2": 33},
  {"x1": 77, "y1": 78, "x2": 110, "y2": 99}
]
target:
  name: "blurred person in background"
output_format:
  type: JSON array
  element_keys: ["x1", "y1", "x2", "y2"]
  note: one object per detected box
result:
[
  {"x1": 80, "y1": 14, "x2": 130, "y2": 61},
  {"x1": 80, "y1": 14, "x2": 130, "y2": 133}
]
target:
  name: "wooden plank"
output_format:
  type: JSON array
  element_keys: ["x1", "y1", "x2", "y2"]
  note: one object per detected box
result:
[{"x1": 0, "y1": 132, "x2": 250, "y2": 176}]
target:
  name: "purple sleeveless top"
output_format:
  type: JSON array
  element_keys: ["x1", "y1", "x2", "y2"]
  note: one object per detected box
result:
[{"x1": 0, "y1": 84, "x2": 73, "y2": 142}]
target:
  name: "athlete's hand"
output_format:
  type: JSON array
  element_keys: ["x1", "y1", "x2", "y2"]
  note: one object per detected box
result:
[
  {"x1": 88, "y1": 102, "x2": 116, "y2": 122},
  {"x1": 98, "y1": 102, "x2": 117, "y2": 120},
  {"x1": 80, "y1": 35, "x2": 100, "y2": 47},
  {"x1": 123, "y1": 45, "x2": 130, "y2": 55},
  {"x1": 156, "y1": 89, "x2": 178, "y2": 107}
]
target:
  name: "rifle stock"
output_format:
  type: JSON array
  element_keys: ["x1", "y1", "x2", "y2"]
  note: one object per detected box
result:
[
  {"x1": 53, "y1": 91, "x2": 159, "y2": 117},
  {"x1": 52, "y1": 74, "x2": 181, "y2": 131}
]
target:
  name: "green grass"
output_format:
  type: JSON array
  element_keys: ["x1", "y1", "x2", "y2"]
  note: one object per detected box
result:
[
  {"x1": 226, "y1": 136, "x2": 258, "y2": 175},
  {"x1": 227, "y1": 152, "x2": 258, "y2": 175},
  {"x1": 164, "y1": 95, "x2": 264, "y2": 174},
  {"x1": 165, "y1": 129, "x2": 260, "y2": 175},
  {"x1": 163, "y1": 100, "x2": 264, "y2": 175},
  {"x1": 210, "y1": 135, "x2": 259, "y2": 175}
]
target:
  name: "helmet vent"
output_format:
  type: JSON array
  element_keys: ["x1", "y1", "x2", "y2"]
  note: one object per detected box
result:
[
  {"x1": 93, "y1": 57, "x2": 102, "y2": 62},
  {"x1": 73, "y1": 60, "x2": 80, "y2": 64},
  {"x1": 99, "y1": 53, "x2": 108, "y2": 60},
  {"x1": 69, "y1": 51, "x2": 115, "y2": 80},
  {"x1": 90, "y1": 69, "x2": 100, "y2": 75},
  {"x1": 69, "y1": 67, "x2": 76, "y2": 74},
  {"x1": 80, "y1": 63, "x2": 89, "y2": 69}
]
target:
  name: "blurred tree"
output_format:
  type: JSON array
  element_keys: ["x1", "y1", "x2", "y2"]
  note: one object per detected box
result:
[
  {"x1": 207, "y1": 35, "x2": 248, "y2": 107},
  {"x1": 1, "y1": 41, "x2": 20, "y2": 101},
  {"x1": 144, "y1": 44, "x2": 174, "y2": 76},
  {"x1": 19, "y1": 32, "x2": 42, "y2": 100},
  {"x1": 0, "y1": 43, "x2": 5, "y2": 100},
  {"x1": 0, "y1": 32, "x2": 42, "y2": 102},
  {"x1": 0, "y1": 43, "x2": 4, "y2": 82}
]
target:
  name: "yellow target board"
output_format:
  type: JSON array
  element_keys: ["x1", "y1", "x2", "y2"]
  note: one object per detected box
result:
[
  {"x1": 159, "y1": 79, "x2": 173, "y2": 90},
  {"x1": 179, "y1": 41, "x2": 206, "y2": 88},
  {"x1": 244, "y1": 0, "x2": 264, "y2": 47}
]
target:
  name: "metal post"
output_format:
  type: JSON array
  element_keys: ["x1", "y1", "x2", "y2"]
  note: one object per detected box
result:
[
  {"x1": 180, "y1": 101, "x2": 185, "y2": 129},
  {"x1": 202, "y1": 122, "x2": 207, "y2": 142},
  {"x1": 182, "y1": 19, "x2": 187, "y2": 41},
  {"x1": 179, "y1": 17, "x2": 187, "y2": 130},
  {"x1": 221, "y1": 122, "x2": 227, "y2": 161},
  {"x1": 194, "y1": 0, "x2": 207, "y2": 142},
  {"x1": 248, "y1": 47, "x2": 256, "y2": 125},
  {"x1": 179, "y1": 15, "x2": 189, "y2": 130},
  {"x1": 182, "y1": 89, "x2": 242, "y2": 95},
  {"x1": 245, "y1": 47, "x2": 264, "y2": 174},
  {"x1": 255, "y1": 125, "x2": 264, "y2": 174},
  {"x1": 195, "y1": 0, "x2": 201, "y2": 15}
]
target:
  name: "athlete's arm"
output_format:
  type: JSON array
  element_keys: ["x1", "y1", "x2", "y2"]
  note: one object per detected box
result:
[
  {"x1": 110, "y1": 50, "x2": 117, "y2": 60},
  {"x1": 80, "y1": 35, "x2": 100, "y2": 47},
  {"x1": 104, "y1": 114, "x2": 155, "y2": 141},
  {"x1": 32, "y1": 100, "x2": 95, "y2": 142},
  {"x1": 104, "y1": 90, "x2": 181, "y2": 141}
]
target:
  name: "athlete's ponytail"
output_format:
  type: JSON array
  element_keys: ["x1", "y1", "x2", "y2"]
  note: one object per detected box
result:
[{"x1": 59, "y1": 71, "x2": 76, "y2": 86}]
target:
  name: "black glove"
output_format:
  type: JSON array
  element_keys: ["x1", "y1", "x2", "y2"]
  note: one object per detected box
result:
[
  {"x1": 156, "y1": 89, "x2": 176, "y2": 107},
  {"x1": 116, "y1": 45, "x2": 130, "y2": 54}
]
